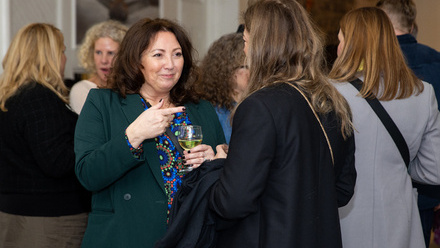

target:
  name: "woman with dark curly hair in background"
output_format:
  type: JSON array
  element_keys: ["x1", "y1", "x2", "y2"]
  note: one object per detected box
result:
[{"x1": 195, "y1": 32, "x2": 248, "y2": 144}]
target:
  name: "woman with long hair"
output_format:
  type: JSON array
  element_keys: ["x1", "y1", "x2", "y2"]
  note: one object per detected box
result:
[
  {"x1": 209, "y1": 1, "x2": 356, "y2": 247},
  {"x1": 0, "y1": 23, "x2": 90, "y2": 247},
  {"x1": 330, "y1": 7, "x2": 440, "y2": 248}
]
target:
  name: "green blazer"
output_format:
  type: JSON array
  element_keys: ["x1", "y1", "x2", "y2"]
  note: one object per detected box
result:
[{"x1": 74, "y1": 89, "x2": 225, "y2": 248}]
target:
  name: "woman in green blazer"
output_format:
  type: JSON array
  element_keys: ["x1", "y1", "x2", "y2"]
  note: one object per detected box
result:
[{"x1": 74, "y1": 18, "x2": 225, "y2": 248}]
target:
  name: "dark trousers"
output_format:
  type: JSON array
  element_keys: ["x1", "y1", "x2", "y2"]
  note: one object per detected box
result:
[{"x1": 418, "y1": 194, "x2": 440, "y2": 248}]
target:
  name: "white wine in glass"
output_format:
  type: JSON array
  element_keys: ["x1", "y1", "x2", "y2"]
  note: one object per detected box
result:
[
  {"x1": 177, "y1": 125, "x2": 203, "y2": 172},
  {"x1": 179, "y1": 139, "x2": 202, "y2": 150}
]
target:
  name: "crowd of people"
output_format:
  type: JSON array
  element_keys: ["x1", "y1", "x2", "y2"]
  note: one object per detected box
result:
[{"x1": 0, "y1": 0, "x2": 439, "y2": 247}]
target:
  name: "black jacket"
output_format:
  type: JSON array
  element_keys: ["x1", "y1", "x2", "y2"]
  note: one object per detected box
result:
[
  {"x1": 155, "y1": 159, "x2": 224, "y2": 248},
  {"x1": 398, "y1": 34, "x2": 440, "y2": 109},
  {"x1": 209, "y1": 83, "x2": 356, "y2": 248},
  {"x1": 0, "y1": 83, "x2": 90, "y2": 216},
  {"x1": 157, "y1": 84, "x2": 356, "y2": 248}
]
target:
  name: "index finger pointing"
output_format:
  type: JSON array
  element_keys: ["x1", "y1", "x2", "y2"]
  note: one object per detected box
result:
[{"x1": 162, "y1": 106, "x2": 185, "y2": 115}]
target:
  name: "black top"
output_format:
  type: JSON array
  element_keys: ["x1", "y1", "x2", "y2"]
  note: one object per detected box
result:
[{"x1": 0, "y1": 83, "x2": 90, "y2": 216}]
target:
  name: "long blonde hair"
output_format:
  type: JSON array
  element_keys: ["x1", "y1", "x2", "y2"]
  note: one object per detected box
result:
[
  {"x1": 0, "y1": 23, "x2": 68, "y2": 111},
  {"x1": 329, "y1": 7, "x2": 422, "y2": 100},
  {"x1": 241, "y1": 0, "x2": 353, "y2": 138}
]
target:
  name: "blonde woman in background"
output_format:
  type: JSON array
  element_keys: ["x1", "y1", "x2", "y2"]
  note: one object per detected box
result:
[
  {"x1": 70, "y1": 20, "x2": 127, "y2": 114},
  {"x1": 0, "y1": 23, "x2": 90, "y2": 247}
]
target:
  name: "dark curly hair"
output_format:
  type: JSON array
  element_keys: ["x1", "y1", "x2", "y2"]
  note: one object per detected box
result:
[
  {"x1": 107, "y1": 18, "x2": 200, "y2": 105},
  {"x1": 195, "y1": 32, "x2": 246, "y2": 111}
]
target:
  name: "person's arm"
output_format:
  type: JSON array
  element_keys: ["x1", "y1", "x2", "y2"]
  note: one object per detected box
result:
[
  {"x1": 74, "y1": 91, "x2": 144, "y2": 191},
  {"x1": 409, "y1": 84, "x2": 440, "y2": 184},
  {"x1": 210, "y1": 96, "x2": 276, "y2": 219},
  {"x1": 334, "y1": 133, "x2": 356, "y2": 207},
  {"x1": 75, "y1": 91, "x2": 184, "y2": 191}
]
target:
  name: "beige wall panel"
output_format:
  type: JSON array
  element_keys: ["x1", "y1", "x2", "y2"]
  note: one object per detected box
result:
[{"x1": 414, "y1": 0, "x2": 440, "y2": 51}]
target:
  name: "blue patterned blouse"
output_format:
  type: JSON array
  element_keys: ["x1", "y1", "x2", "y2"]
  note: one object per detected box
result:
[{"x1": 139, "y1": 96, "x2": 192, "y2": 221}]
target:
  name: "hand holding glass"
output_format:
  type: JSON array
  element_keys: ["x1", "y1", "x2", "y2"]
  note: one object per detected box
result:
[{"x1": 178, "y1": 125, "x2": 203, "y2": 172}]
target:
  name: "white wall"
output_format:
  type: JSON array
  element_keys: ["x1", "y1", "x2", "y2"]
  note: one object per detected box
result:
[
  {"x1": 0, "y1": 0, "x2": 10, "y2": 75},
  {"x1": 0, "y1": 0, "x2": 240, "y2": 77},
  {"x1": 0, "y1": 0, "x2": 75, "y2": 77},
  {"x1": 160, "y1": 0, "x2": 240, "y2": 62}
]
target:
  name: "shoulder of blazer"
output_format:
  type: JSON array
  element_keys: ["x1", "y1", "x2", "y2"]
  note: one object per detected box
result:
[
  {"x1": 184, "y1": 100, "x2": 217, "y2": 118},
  {"x1": 184, "y1": 100, "x2": 226, "y2": 143},
  {"x1": 184, "y1": 99, "x2": 210, "y2": 109},
  {"x1": 14, "y1": 83, "x2": 71, "y2": 113},
  {"x1": 86, "y1": 89, "x2": 135, "y2": 110},
  {"x1": 87, "y1": 88, "x2": 117, "y2": 101},
  {"x1": 245, "y1": 83, "x2": 304, "y2": 106}
]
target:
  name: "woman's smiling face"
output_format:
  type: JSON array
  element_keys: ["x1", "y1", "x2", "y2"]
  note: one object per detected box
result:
[{"x1": 139, "y1": 31, "x2": 184, "y2": 95}]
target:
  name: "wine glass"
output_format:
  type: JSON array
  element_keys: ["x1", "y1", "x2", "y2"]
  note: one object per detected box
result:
[{"x1": 177, "y1": 125, "x2": 203, "y2": 172}]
